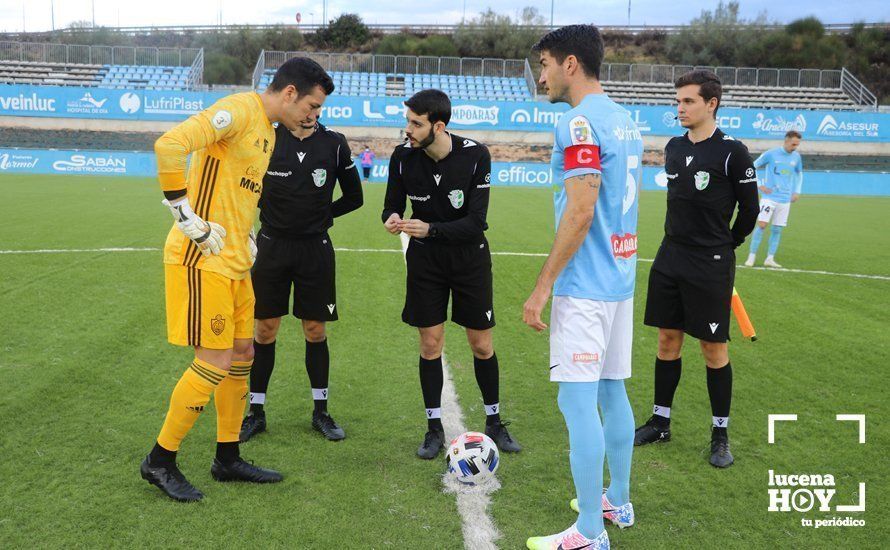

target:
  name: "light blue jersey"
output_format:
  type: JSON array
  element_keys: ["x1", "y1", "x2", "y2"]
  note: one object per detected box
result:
[
  {"x1": 550, "y1": 93, "x2": 643, "y2": 302},
  {"x1": 753, "y1": 147, "x2": 803, "y2": 204}
]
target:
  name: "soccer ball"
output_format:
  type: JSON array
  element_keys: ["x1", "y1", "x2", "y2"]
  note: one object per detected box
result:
[{"x1": 445, "y1": 431, "x2": 499, "y2": 485}]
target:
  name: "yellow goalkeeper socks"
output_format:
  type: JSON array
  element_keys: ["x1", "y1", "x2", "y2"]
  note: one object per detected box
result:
[
  {"x1": 215, "y1": 360, "x2": 252, "y2": 444},
  {"x1": 156, "y1": 358, "x2": 227, "y2": 452}
]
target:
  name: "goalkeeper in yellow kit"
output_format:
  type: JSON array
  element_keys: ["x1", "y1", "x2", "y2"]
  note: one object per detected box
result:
[{"x1": 140, "y1": 58, "x2": 335, "y2": 502}]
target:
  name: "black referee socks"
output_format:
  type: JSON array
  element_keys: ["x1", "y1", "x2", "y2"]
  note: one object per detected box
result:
[
  {"x1": 306, "y1": 339, "x2": 331, "y2": 414},
  {"x1": 249, "y1": 340, "x2": 276, "y2": 413},
  {"x1": 653, "y1": 357, "x2": 682, "y2": 424},
  {"x1": 473, "y1": 353, "x2": 501, "y2": 426},
  {"x1": 419, "y1": 356, "x2": 444, "y2": 431},
  {"x1": 707, "y1": 362, "x2": 733, "y2": 435}
]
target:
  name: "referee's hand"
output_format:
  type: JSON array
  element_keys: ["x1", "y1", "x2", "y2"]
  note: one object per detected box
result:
[
  {"x1": 384, "y1": 213, "x2": 402, "y2": 234},
  {"x1": 523, "y1": 287, "x2": 550, "y2": 332},
  {"x1": 398, "y1": 219, "x2": 430, "y2": 238}
]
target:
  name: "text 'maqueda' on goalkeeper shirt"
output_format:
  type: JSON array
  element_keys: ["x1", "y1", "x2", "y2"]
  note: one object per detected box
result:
[{"x1": 155, "y1": 92, "x2": 275, "y2": 280}]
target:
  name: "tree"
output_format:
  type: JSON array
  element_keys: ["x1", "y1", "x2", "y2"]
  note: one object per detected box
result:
[
  {"x1": 453, "y1": 7, "x2": 545, "y2": 59},
  {"x1": 311, "y1": 14, "x2": 370, "y2": 50}
]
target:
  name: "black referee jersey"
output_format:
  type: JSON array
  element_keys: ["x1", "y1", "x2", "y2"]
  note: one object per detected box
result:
[
  {"x1": 259, "y1": 123, "x2": 363, "y2": 238},
  {"x1": 663, "y1": 127, "x2": 759, "y2": 248},
  {"x1": 382, "y1": 133, "x2": 492, "y2": 244}
]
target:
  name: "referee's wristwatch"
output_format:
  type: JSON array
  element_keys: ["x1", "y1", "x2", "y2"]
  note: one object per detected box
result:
[{"x1": 427, "y1": 223, "x2": 440, "y2": 238}]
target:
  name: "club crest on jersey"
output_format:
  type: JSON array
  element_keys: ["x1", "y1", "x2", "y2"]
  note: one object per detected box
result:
[
  {"x1": 211, "y1": 314, "x2": 226, "y2": 336},
  {"x1": 694, "y1": 170, "x2": 710, "y2": 190},
  {"x1": 570, "y1": 116, "x2": 593, "y2": 145},
  {"x1": 312, "y1": 168, "x2": 327, "y2": 187},
  {"x1": 448, "y1": 189, "x2": 464, "y2": 209}
]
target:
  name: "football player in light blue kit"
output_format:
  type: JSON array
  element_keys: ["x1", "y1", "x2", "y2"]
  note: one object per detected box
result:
[
  {"x1": 744, "y1": 130, "x2": 803, "y2": 268},
  {"x1": 524, "y1": 25, "x2": 642, "y2": 550}
]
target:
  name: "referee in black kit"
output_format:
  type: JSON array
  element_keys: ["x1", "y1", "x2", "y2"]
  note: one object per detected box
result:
[
  {"x1": 382, "y1": 89, "x2": 521, "y2": 459},
  {"x1": 634, "y1": 70, "x2": 759, "y2": 468},
  {"x1": 240, "y1": 77, "x2": 364, "y2": 442}
]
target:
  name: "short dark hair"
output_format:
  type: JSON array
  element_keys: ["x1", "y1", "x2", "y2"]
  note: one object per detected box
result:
[
  {"x1": 675, "y1": 69, "x2": 722, "y2": 117},
  {"x1": 785, "y1": 130, "x2": 802, "y2": 139},
  {"x1": 268, "y1": 57, "x2": 335, "y2": 96},
  {"x1": 405, "y1": 89, "x2": 451, "y2": 126},
  {"x1": 532, "y1": 24, "x2": 604, "y2": 80}
]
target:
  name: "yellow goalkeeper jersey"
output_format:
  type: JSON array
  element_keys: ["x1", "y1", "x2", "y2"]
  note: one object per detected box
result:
[{"x1": 156, "y1": 92, "x2": 275, "y2": 280}]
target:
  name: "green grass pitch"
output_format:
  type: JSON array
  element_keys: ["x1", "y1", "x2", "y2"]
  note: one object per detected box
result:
[{"x1": 0, "y1": 174, "x2": 887, "y2": 548}]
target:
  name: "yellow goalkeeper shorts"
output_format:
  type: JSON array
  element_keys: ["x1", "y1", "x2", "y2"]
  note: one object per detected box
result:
[{"x1": 164, "y1": 264, "x2": 255, "y2": 349}]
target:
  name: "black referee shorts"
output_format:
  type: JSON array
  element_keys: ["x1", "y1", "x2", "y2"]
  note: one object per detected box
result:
[
  {"x1": 403, "y1": 237, "x2": 495, "y2": 330},
  {"x1": 251, "y1": 229, "x2": 338, "y2": 322},
  {"x1": 643, "y1": 240, "x2": 735, "y2": 343}
]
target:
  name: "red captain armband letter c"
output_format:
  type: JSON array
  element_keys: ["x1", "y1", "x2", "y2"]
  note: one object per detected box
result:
[{"x1": 564, "y1": 144, "x2": 601, "y2": 171}]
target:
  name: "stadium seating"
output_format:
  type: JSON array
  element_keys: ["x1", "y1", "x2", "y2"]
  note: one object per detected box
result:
[
  {"x1": 0, "y1": 60, "x2": 194, "y2": 90},
  {"x1": 257, "y1": 69, "x2": 534, "y2": 101},
  {"x1": 601, "y1": 80, "x2": 859, "y2": 111},
  {"x1": 255, "y1": 67, "x2": 856, "y2": 109}
]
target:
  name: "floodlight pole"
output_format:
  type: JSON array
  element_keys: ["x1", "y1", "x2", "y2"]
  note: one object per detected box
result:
[
  {"x1": 550, "y1": 0, "x2": 554, "y2": 29},
  {"x1": 50, "y1": 0, "x2": 54, "y2": 31}
]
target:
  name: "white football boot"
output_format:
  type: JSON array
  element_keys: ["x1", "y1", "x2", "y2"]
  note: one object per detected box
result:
[{"x1": 526, "y1": 522, "x2": 609, "y2": 550}]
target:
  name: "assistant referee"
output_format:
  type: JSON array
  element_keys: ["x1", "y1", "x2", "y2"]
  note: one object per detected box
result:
[
  {"x1": 240, "y1": 107, "x2": 363, "y2": 443},
  {"x1": 382, "y1": 89, "x2": 521, "y2": 459},
  {"x1": 635, "y1": 70, "x2": 758, "y2": 468}
]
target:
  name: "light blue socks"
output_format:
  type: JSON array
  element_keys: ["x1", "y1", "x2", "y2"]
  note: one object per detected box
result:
[
  {"x1": 767, "y1": 225, "x2": 784, "y2": 256},
  {"x1": 599, "y1": 379, "x2": 635, "y2": 506},
  {"x1": 558, "y1": 382, "x2": 605, "y2": 539},
  {"x1": 749, "y1": 225, "x2": 765, "y2": 255}
]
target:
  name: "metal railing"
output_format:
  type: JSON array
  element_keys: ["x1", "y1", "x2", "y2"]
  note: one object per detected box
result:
[
  {"x1": 26, "y1": 22, "x2": 887, "y2": 36},
  {"x1": 254, "y1": 50, "x2": 534, "y2": 95},
  {"x1": 840, "y1": 67, "x2": 878, "y2": 108},
  {"x1": 186, "y1": 48, "x2": 204, "y2": 90},
  {"x1": 599, "y1": 63, "x2": 848, "y2": 89},
  {"x1": 0, "y1": 41, "x2": 201, "y2": 67},
  {"x1": 598, "y1": 63, "x2": 877, "y2": 108}
]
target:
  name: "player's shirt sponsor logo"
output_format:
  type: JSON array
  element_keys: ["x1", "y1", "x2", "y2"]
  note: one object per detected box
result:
[
  {"x1": 611, "y1": 233, "x2": 638, "y2": 259},
  {"x1": 239, "y1": 177, "x2": 262, "y2": 194},
  {"x1": 266, "y1": 170, "x2": 292, "y2": 177},
  {"x1": 407, "y1": 194, "x2": 430, "y2": 202}
]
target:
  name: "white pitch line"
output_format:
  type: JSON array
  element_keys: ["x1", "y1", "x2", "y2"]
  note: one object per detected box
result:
[
  {"x1": 398, "y1": 232, "x2": 501, "y2": 550},
  {"x1": 1, "y1": 245, "x2": 888, "y2": 282}
]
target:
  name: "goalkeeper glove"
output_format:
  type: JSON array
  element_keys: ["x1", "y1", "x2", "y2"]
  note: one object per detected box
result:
[
  {"x1": 162, "y1": 197, "x2": 226, "y2": 256},
  {"x1": 248, "y1": 229, "x2": 257, "y2": 265}
]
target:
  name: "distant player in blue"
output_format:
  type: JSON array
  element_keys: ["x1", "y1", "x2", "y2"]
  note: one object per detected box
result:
[
  {"x1": 524, "y1": 25, "x2": 642, "y2": 550},
  {"x1": 744, "y1": 130, "x2": 803, "y2": 268}
]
